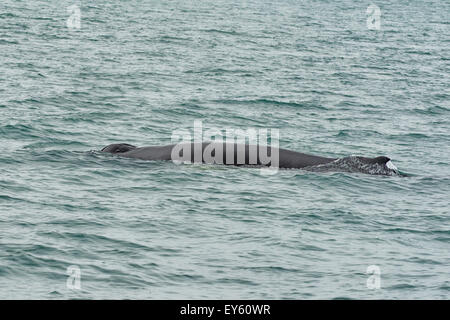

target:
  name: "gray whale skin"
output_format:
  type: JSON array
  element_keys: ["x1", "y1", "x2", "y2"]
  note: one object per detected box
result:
[{"x1": 101, "y1": 142, "x2": 395, "y2": 172}]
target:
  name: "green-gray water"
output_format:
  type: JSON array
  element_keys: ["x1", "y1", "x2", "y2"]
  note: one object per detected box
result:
[{"x1": 0, "y1": 0, "x2": 449, "y2": 299}]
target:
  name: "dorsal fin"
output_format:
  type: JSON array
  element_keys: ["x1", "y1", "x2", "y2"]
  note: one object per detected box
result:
[{"x1": 368, "y1": 156, "x2": 391, "y2": 165}]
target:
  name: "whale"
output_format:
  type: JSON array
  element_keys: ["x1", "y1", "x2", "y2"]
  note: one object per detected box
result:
[{"x1": 101, "y1": 142, "x2": 399, "y2": 175}]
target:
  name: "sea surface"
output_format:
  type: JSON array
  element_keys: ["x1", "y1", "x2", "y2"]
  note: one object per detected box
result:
[{"x1": 0, "y1": 0, "x2": 449, "y2": 299}]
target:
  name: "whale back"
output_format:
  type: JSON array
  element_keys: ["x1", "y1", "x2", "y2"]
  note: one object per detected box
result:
[{"x1": 99, "y1": 142, "x2": 399, "y2": 175}]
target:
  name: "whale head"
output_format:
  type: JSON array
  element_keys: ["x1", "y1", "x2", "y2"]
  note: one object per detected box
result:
[{"x1": 101, "y1": 143, "x2": 137, "y2": 154}]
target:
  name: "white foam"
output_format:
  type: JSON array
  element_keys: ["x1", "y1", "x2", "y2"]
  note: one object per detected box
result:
[{"x1": 386, "y1": 160, "x2": 398, "y2": 171}]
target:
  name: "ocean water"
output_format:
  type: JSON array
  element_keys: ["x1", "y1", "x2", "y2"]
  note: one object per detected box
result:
[{"x1": 0, "y1": 0, "x2": 449, "y2": 299}]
